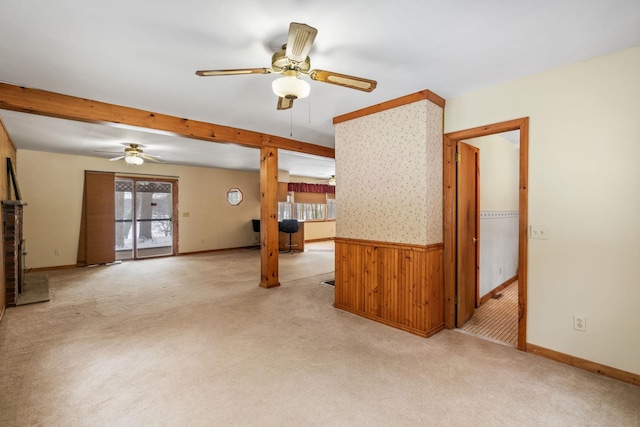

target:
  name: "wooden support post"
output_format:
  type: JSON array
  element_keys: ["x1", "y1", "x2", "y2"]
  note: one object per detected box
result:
[{"x1": 259, "y1": 145, "x2": 280, "y2": 289}]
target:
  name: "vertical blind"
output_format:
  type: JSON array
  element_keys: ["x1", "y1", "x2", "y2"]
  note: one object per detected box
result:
[{"x1": 77, "y1": 171, "x2": 115, "y2": 266}]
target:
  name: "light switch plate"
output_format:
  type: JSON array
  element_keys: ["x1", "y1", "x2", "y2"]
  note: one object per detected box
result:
[{"x1": 530, "y1": 225, "x2": 548, "y2": 239}]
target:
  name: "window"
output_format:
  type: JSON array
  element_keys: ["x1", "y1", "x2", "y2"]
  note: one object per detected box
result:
[
  {"x1": 293, "y1": 202, "x2": 325, "y2": 221},
  {"x1": 278, "y1": 201, "x2": 291, "y2": 220},
  {"x1": 226, "y1": 188, "x2": 243, "y2": 205},
  {"x1": 327, "y1": 198, "x2": 336, "y2": 220},
  {"x1": 278, "y1": 200, "x2": 327, "y2": 221},
  {"x1": 277, "y1": 182, "x2": 335, "y2": 222}
]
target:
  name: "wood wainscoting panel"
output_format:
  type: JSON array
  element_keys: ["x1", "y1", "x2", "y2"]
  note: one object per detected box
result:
[{"x1": 335, "y1": 238, "x2": 444, "y2": 337}]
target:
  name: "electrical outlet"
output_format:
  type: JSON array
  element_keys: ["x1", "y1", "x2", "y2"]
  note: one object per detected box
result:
[
  {"x1": 573, "y1": 315, "x2": 586, "y2": 331},
  {"x1": 54, "y1": 249, "x2": 61, "y2": 256}
]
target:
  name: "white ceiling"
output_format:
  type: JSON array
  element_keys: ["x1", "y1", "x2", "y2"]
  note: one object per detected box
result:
[{"x1": 0, "y1": 0, "x2": 639, "y2": 177}]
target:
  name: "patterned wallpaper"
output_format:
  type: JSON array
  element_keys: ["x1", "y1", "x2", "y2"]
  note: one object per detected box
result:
[{"x1": 335, "y1": 99, "x2": 443, "y2": 245}]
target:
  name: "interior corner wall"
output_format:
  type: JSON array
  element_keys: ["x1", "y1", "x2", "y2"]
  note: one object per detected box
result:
[
  {"x1": 445, "y1": 47, "x2": 640, "y2": 375},
  {"x1": 335, "y1": 99, "x2": 443, "y2": 245},
  {"x1": 466, "y1": 135, "x2": 519, "y2": 211},
  {"x1": 16, "y1": 150, "x2": 261, "y2": 269}
]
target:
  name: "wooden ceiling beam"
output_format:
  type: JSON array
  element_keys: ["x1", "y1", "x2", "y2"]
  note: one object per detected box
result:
[{"x1": 0, "y1": 82, "x2": 335, "y2": 159}]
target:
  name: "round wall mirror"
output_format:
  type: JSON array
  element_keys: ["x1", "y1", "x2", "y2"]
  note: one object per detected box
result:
[{"x1": 226, "y1": 188, "x2": 243, "y2": 206}]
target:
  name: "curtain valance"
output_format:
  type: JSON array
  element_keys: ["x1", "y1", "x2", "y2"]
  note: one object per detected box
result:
[{"x1": 287, "y1": 182, "x2": 335, "y2": 194}]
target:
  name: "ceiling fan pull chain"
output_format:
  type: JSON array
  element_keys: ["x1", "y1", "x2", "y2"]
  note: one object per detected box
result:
[{"x1": 290, "y1": 107, "x2": 293, "y2": 137}]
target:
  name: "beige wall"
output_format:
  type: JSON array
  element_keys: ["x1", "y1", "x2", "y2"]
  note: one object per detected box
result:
[
  {"x1": 466, "y1": 134, "x2": 519, "y2": 212},
  {"x1": 445, "y1": 47, "x2": 640, "y2": 374},
  {"x1": 17, "y1": 150, "x2": 261, "y2": 269},
  {"x1": 304, "y1": 221, "x2": 335, "y2": 241},
  {"x1": 335, "y1": 99, "x2": 443, "y2": 245}
]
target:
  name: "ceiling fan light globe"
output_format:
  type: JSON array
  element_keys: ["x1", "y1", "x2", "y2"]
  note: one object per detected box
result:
[
  {"x1": 125, "y1": 155, "x2": 144, "y2": 165},
  {"x1": 272, "y1": 76, "x2": 310, "y2": 99}
]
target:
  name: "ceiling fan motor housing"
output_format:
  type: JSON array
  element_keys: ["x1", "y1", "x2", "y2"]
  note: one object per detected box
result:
[
  {"x1": 271, "y1": 46, "x2": 311, "y2": 73},
  {"x1": 124, "y1": 144, "x2": 142, "y2": 155}
]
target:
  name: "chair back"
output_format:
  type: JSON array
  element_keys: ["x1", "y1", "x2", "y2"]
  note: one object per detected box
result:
[{"x1": 280, "y1": 219, "x2": 299, "y2": 233}]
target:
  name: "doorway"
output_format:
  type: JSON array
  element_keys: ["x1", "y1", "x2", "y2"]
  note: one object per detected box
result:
[
  {"x1": 443, "y1": 118, "x2": 529, "y2": 351},
  {"x1": 459, "y1": 132, "x2": 520, "y2": 346},
  {"x1": 115, "y1": 177, "x2": 178, "y2": 260}
]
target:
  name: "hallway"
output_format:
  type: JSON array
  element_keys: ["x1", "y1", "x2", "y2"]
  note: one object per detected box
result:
[{"x1": 460, "y1": 282, "x2": 518, "y2": 347}]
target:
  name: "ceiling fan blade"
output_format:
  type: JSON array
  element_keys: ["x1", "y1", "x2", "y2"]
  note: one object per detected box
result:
[
  {"x1": 95, "y1": 150, "x2": 123, "y2": 154},
  {"x1": 137, "y1": 151, "x2": 160, "y2": 158},
  {"x1": 308, "y1": 69, "x2": 377, "y2": 92},
  {"x1": 277, "y1": 96, "x2": 294, "y2": 110},
  {"x1": 195, "y1": 68, "x2": 272, "y2": 77},
  {"x1": 285, "y1": 22, "x2": 317, "y2": 63},
  {"x1": 140, "y1": 153, "x2": 166, "y2": 163},
  {"x1": 109, "y1": 156, "x2": 125, "y2": 161}
]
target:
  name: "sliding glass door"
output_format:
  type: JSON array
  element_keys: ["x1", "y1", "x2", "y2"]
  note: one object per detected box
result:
[
  {"x1": 115, "y1": 179, "x2": 134, "y2": 260},
  {"x1": 116, "y1": 178, "x2": 175, "y2": 260},
  {"x1": 135, "y1": 181, "x2": 173, "y2": 258}
]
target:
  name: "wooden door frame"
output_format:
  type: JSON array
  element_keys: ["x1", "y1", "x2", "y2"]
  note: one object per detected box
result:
[
  {"x1": 115, "y1": 175, "x2": 179, "y2": 259},
  {"x1": 443, "y1": 117, "x2": 529, "y2": 351}
]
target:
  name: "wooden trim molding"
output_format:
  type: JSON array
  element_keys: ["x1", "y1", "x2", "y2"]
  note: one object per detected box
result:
[
  {"x1": 26, "y1": 265, "x2": 78, "y2": 272},
  {"x1": 334, "y1": 237, "x2": 443, "y2": 252},
  {"x1": 333, "y1": 89, "x2": 445, "y2": 124},
  {"x1": 445, "y1": 118, "x2": 528, "y2": 141},
  {"x1": 335, "y1": 304, "x2": 445, "y2": 338},
  {"x1": 0, "y1": 82, "x2": 334, "y2": 159},
  {"x1": 31, "y1": 245, "x2": 258, "y2": 270},
  {"x1": 178, "y1": 246, "x2": 258, "y2": 256},
  {"x1": 479, "y1": 275, "x2": 518, "y2": 306},
  {"x1": 304, "y1": 237, "x2": 335, "y2": 243},
  {"x1": 527, "y1": 343, "x2": 640, "y2": 387}
]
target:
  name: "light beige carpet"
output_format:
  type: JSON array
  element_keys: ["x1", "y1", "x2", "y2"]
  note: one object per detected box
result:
[{"x1": 1, "y1": 242, "x2": 638, "y2": 426}]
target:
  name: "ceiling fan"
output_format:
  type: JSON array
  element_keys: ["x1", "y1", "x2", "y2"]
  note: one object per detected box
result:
[
  {"x1": 317, "y1": 175, "x2": 336, "y2": 186},
  {"x1": 195, "y1": 22, "x2": 377, "y2": 110},
  {"x1": 96, "y1": 143, "x2": 165, "y2": 165}
]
